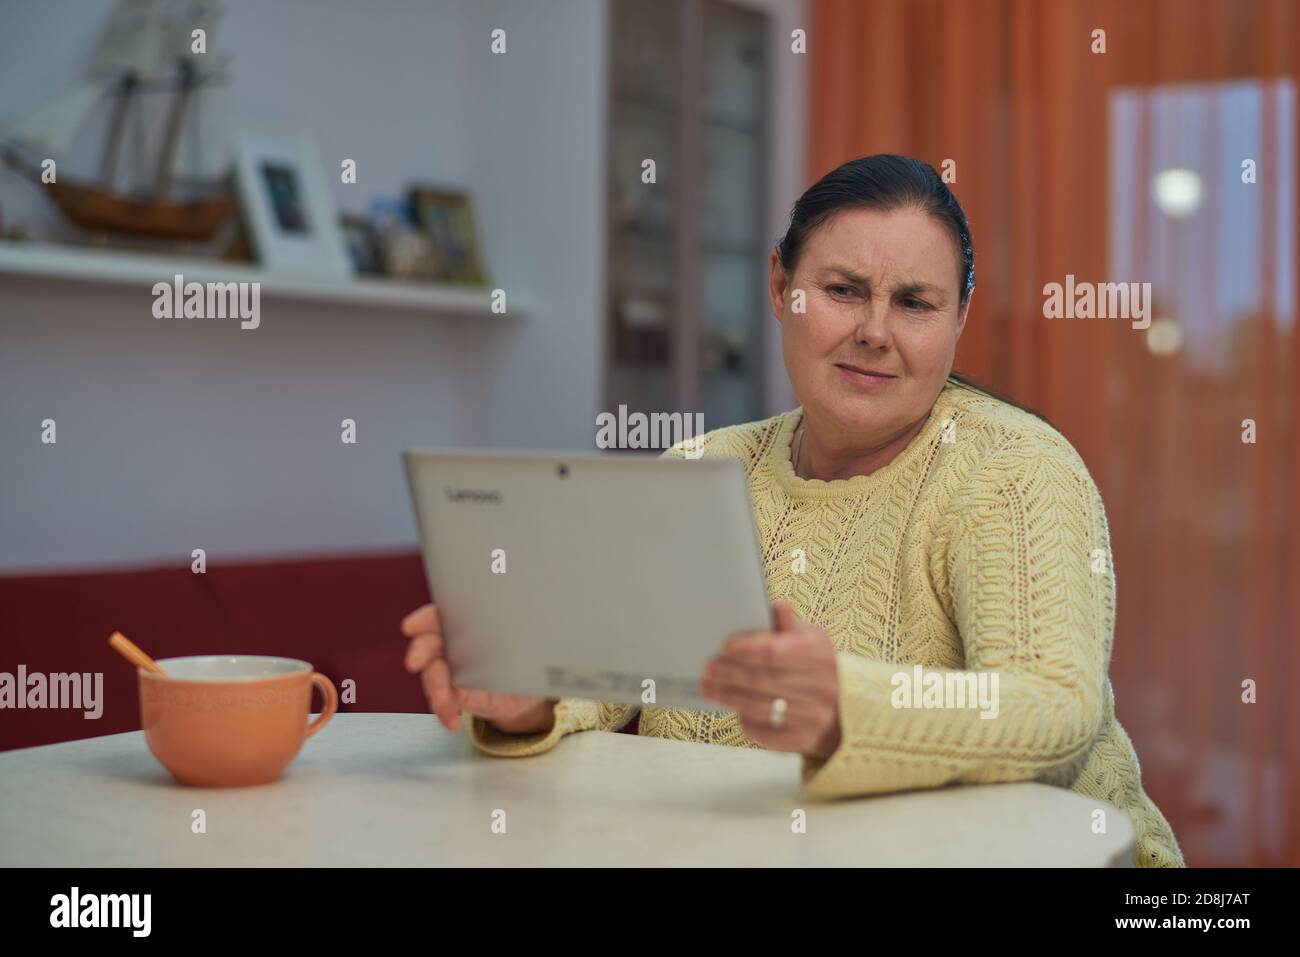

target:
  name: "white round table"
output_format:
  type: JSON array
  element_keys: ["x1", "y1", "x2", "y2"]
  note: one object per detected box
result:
[{"x1": 0, "y1": 713, "x2": 1135, "y2": 866}]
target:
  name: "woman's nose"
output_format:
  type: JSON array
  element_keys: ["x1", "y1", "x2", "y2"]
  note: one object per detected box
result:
[{"x1": 853, "y1": 304, "x2": 891, "y2": 349}]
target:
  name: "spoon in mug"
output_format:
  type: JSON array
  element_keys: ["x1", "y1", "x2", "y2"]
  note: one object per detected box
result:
[{"x1": 108, "y1": 631, "x2": 168, "y2": 676}]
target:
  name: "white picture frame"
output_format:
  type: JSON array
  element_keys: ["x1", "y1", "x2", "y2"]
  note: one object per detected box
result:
[{"x1": 233, "y1": 128, "x2": 350, "y2": 278}]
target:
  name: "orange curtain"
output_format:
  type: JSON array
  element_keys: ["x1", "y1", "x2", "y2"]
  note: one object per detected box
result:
[{"x1": 811, "y1": 0, "x2": 1300, "y2": 867}]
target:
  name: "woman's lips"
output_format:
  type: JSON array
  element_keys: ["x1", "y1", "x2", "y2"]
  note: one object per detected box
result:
[{"x1": 835, "y1": 364, "x2": 896, "y2": 388}]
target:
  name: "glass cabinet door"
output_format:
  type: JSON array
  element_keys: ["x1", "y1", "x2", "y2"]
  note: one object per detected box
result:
[
  {"x1": 700, "y1": 1, "x2": 766, "y2": 428},
  {"x1": 606, "y1": 0, "x2": 680, "y2": 422},
  {"x1": 605, "y1": 0, "x2": 769, "y2": 442}
]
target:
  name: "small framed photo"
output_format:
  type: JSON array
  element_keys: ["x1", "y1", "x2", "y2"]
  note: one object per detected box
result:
[
  {"x1": 408, "y1": 187, "x2": 489, "y2": 286},
  {"x1": 339, "y1": 214, "x2": 381, "y2": 276},
  {"x1": 369, "y1": 196, "x2": 440, "y2": 280},
  {"x1": 233, "y1": 128, "x2": 351, "y2": 278}
]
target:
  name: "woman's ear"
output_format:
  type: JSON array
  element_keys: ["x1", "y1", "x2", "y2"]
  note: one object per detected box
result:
[
  {"x1": 768, "y1": 249, "x2": 789, "y2": 323},
  {"x1": 955, "y1": 294, "x2": 972, "y2": 341}
]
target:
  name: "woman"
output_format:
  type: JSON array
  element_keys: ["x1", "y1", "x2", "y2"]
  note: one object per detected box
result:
[{"x1": 401, "y1": 154, "x2": 1185, "y2": 868}]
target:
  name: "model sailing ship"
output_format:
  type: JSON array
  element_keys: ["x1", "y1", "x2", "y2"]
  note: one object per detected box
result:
[{"x1": 1, "y1": 0, "x2": 235, "y2": 240}]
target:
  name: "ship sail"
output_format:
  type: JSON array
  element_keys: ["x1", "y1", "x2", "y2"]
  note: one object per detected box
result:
[
  {"x1": 1, "y1": 83, "x2": 107, "y2": 159},
  {"x1": 89, "y1": 0, "x2": 169, "y2": 79},
  {"x1": 89, "y1": 0, "x2": 229, "y2": 81}
]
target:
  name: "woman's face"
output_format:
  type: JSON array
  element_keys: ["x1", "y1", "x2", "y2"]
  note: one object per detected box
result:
[{"x1": 769, "y1": 205, "x2": 969, "y2": 443}]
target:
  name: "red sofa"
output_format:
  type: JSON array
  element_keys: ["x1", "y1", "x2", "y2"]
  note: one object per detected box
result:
[{"x1": 1, "y1": 551, "x2": 639, "y2": 752}]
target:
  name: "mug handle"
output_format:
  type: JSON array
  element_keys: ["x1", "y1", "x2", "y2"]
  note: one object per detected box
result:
[{"x1": 305, "y1": 672, "x2": 338, "y2": 740}]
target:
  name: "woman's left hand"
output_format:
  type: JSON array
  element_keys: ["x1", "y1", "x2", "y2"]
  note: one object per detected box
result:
[{"x1": 699, "y1": 600, "x2": 842, "y2": 758}]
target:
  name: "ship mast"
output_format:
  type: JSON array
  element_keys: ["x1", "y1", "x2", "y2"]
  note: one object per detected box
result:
[
  {"x1": 99, "y1": 73, "x2": 138, "y2": 188},
  {"x1": 155, "y1": 60, "x2": 197, "y2": 196}
]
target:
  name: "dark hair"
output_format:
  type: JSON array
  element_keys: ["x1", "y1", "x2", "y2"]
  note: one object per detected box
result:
[
  {"x1": 944, "y1": 371, "x2": 1053, "y2": 428},
  {"x1": 775, "y1": 153, "x2": 1051, "y2": 426},
  {"x1": 776, "y1": 154, "x2": 974, "y2": 303}
]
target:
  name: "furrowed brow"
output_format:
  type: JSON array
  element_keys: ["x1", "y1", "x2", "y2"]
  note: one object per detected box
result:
[
  {"x1": 820, "y1": 266, "x2": 946, "y2": 298},
  {"x1": 895, "y1": 281, "x2": 946, "y2": 298},
  {"x1": 820, "y1": 265, "x2": 872, "y2": 285}
]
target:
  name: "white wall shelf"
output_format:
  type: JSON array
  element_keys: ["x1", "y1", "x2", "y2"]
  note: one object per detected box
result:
[{"x1": 0, "y1": 240, "x2": 512, "y2": 317}]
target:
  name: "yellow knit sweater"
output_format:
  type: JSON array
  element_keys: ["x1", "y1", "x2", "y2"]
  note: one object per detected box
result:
[{"x1": 467, "y1": 377, "x2": 1185, "y2": 867}]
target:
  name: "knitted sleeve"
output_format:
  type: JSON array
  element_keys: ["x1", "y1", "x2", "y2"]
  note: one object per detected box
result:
[
  {"x1": 467, "y1": 699, "x2": 639, "y2": 758},
  {"x1": 799, "y1": 441, "x2": 1114, "y2": 797}
]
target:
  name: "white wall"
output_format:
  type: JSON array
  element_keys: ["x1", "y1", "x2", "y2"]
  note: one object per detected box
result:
[
  {"x1": 0, "y1": 0, "x2": 609, "y2": 571},
  {"x1": 462, "y1": 0, "x2": 610, "y2": 450}
]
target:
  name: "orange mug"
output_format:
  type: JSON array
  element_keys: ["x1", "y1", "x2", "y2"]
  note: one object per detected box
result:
[{"x1": 140, "y1": 656, "x2": 338, "y2": 787}]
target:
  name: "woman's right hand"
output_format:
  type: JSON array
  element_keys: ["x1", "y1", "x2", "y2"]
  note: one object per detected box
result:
[{"x1": 401, "y1": 603, "x2": 557, "y2": 734}]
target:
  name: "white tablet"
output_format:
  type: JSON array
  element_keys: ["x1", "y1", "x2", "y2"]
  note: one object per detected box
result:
[{"x1": 402, "y1": 449, "x2": 772, "y2": 712}]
